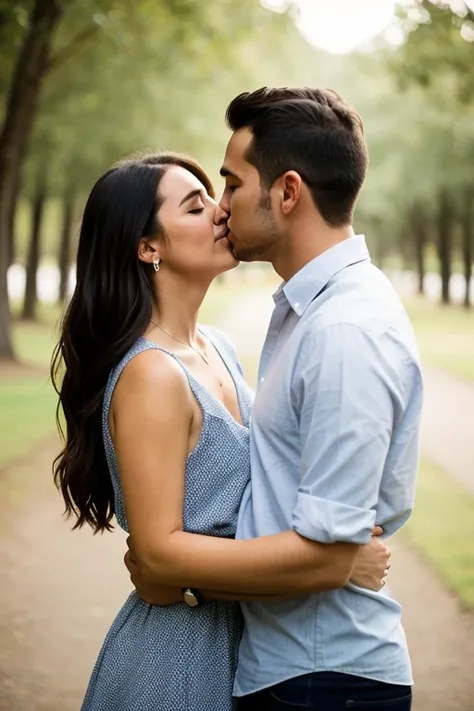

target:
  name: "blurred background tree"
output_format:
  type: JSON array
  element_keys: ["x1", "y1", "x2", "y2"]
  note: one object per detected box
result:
[{"x1": 1, "y1": 0, "x2": 474, "y2": 359}]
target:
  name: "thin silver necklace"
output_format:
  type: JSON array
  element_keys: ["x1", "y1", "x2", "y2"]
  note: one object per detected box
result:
[{"x1": 149, "y1": 319, "x2": 210, "y2": 366}]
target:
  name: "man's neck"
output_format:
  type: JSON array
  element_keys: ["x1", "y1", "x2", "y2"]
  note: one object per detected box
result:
[{"x1": 271, "y1": 223, "x2": 355, "y2": 282}]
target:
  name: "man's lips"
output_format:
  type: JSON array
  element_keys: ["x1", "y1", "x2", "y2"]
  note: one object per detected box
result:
[{"x1": 214, "y1": 227, "x2": 230, "y2": 242}]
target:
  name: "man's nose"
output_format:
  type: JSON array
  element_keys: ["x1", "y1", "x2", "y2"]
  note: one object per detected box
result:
[{"x1": 214, "y1": 198, "x2": 229, "y2": 226}]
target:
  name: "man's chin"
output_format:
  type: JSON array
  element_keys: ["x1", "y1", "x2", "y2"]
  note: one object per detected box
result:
[
  {"x1": 228, "y1": 234, "x2": 259, "y2": 263},
  {"x1": 231, "y1": 247, "x2": 257, "y2": 263},
  {"x1": 227, "y1": 239, "x2": 248, "y2": 263}
]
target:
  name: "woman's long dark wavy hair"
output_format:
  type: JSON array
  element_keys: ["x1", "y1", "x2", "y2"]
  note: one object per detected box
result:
[{"x1": 51, "y1": 153, "x2": 214, "y2": 533}]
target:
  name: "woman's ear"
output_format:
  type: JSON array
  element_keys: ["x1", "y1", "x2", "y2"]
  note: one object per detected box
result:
[{"x1": 137, "y1": 238, "x2": 161, "y2": 266}]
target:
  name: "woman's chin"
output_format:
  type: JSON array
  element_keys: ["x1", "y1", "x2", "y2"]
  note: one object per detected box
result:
[
  {"x1": 222, "y1": 255, "x2": 240, "y2": 272},
  {"x1": 214, "y1": 237, "x2": 239, "y2": 269},
  {"x1": 211, "y1": 255, "x2": 239, "y2": 280}
]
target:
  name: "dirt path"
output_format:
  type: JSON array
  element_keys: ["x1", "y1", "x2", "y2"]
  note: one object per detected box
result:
[
  {"x1": 0, "y1": 437, "x2": 130, "y2": 711},
  {"x1": 0, "y1": 360, "x2": 47, "y2": 379},
  {"x1": 1, "y1": 290, "x2": 473, "y2": 711},
  {"x1": 420, "y1": 368, "x2": 474, "y2": 495}
]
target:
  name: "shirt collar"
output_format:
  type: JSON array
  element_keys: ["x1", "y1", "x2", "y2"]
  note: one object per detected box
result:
[{"x1": 275, "y1": 234, "x2": 370, "y2": 316}]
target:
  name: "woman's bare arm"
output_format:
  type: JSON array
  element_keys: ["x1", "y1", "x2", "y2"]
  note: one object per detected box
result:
[
  {"x1": 113, "y1": 351, "x2": 361, "y2": 598},
  {"x1": 124, "y1": 529, "x2": 390, "y2": 605}
]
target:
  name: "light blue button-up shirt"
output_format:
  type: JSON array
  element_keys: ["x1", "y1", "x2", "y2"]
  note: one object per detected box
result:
[{"x1": 234, "y1": 234, "x2": 423, "y2": 696}]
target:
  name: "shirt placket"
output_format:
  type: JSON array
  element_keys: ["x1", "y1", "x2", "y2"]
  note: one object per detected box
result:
[{"x1": 257, "y1": 297, "x2": 293, "y2": 386}]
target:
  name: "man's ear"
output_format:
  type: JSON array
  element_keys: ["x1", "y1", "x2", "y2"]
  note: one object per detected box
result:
[
  {"x1": 137, "y1": 238, "x2": 161, "y2": 265},
  {"x1": 280, "y1": 171, "x2": 302, "y2": 215}
]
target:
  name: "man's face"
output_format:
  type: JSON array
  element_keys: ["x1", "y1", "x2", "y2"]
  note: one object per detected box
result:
[{"x1": 218, "y1": 128, "x2": 280, "y2": 262}]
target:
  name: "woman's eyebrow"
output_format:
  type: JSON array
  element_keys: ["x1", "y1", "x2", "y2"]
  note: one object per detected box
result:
[{"x1": 179, "y1": 188, "x2": 203, "y2": 207}]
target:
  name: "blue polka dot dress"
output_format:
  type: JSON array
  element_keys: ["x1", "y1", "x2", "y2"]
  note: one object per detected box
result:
[{"x1": 81, "y1": 327, "x2": 253, "y2": 711}]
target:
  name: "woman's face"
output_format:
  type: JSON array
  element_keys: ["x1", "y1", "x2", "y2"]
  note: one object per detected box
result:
[{"x1": 149, "y1": 165, "x2": 237, "y2": 279}]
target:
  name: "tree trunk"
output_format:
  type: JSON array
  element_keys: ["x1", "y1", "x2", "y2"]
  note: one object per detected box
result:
[
  {"x1": 0, "y1": 0, "x2": 61, "y2": 357},
  {"x1": 22, "y1": 175, "x2": 47, "y2": 320},
  {"x1": 58, "y1": 190, "x2": 75, "y2": 304},
  {"x1": 415, "y1": 234, "x2": 425, "y2": 296},
  {"x1": 7, "y1": 172, "x2": 21, "y2": 267},
  {"x1": 437, "y1": 190, "x2": 453, "y2": 306},
  {"x1": 461, "y1": 193, "x2": 473, "y2": 310},
  {"x1": 411, "y1": 206, "x2": 427, "y2": 296}
]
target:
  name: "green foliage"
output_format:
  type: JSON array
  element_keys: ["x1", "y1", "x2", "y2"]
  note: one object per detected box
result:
[
  {"x1": 0, "y1": 2, "x2": 33, "y2": 103},
  {"x1": 3, "y1": 0, "x2": 474, "y2": 304},
  {"x1": 393, "y1": 1, "x2": 474, "y2": 103},
  {"x1": 12, "y1": 0, "x2": 334, "y2": 262},
  {"x1": 22, "y1": 0, "x2": 295, "y2": 198},
  {"x1": 341, "y1": 1, "x2": 474, "y2": 282}
]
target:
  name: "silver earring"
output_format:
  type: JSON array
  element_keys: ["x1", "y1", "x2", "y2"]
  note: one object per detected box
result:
[{"x1": 153, "y1": 258, "x2": 160, "y2": 273}]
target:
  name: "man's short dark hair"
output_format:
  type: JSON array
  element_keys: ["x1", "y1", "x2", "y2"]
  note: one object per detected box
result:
[{"x1": 226, "y1": 87, "x2": 368, "y2": 227}]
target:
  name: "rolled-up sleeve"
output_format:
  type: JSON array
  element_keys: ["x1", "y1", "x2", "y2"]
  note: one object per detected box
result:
[{"x1": 292, "y1": 323, "x2": 400, "y2": 545}]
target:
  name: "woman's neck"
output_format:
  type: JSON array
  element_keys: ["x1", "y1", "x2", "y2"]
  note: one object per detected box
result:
[{"x1": 151, "y1": 272, "x2": 211, "y2": 343}]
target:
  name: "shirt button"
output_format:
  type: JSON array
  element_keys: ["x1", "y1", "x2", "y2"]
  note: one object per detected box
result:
[{"x1": 260, "y1": 377, "x2": 265, "y2": 383}]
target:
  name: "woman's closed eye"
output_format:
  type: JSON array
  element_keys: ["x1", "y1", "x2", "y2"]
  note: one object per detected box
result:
[{"x1": 189, "y1": 207, "x2": 204, "y2": 214}]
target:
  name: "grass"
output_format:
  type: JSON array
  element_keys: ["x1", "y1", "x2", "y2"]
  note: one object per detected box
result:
[
  {"x1": 0, "y1": 305, "x2": 61, "y2": 467},
  {"x1": 13, "y1": 315, "x2": 62, "y2": 369},
  {"x1": 405, "y1": 298, "x2": 474, "y2": 383},
  {"x1": 404, "y1": 458, "x2": 474, "y2": 609},
  {"x1": 0, "y1": 377, "x2": 58, "y2": 467}
]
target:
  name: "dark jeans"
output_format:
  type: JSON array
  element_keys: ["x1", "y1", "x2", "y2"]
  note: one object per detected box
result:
[{"x1": 236, "y1": 672, "x2": 412, "y2": 710}]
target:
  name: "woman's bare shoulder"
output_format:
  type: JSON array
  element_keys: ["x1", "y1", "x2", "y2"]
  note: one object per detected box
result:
[{"x1": 113, "y1": 347, "x2": 193, "y2": 409}]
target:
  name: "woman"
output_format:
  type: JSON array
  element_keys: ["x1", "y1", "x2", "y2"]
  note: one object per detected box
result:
[{"x1": 52, "y1": 153, "x2": 390, "y2": 711}]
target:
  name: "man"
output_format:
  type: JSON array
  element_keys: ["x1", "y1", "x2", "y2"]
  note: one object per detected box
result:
[{"x1": 129, "y1": 87, "x2": 423, "y2": 710}]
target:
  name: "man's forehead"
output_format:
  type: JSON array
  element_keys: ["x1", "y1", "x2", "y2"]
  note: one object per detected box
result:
[
  {"x1": 228, "y1": 127, "x2": 252, "y2": 154},
  {"x1": 221, "y1": 128, "x2": 253, "y2": 176}
]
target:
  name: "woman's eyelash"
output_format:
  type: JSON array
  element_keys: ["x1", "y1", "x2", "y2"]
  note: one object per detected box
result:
[{"x1": 189, "y1": 208, "x2": 204, "y2": 214}]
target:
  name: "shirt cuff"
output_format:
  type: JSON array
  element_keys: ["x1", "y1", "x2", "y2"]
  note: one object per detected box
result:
[{"x1": 292, "y1": 491, "x2": 376, "y2": 544}]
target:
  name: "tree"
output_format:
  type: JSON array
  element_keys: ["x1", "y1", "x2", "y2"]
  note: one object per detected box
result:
[
  {"x1": 0, "y1": 0, "x2": 61, "y2": 358},
  {"x1": 394, "y1": 1, "x2": 474, "y2": 103},
  {"x1": 22, "y1": 165, "x2": 47, "y2": 319},
  {"x1": 57, "y1": 187, "x2": 75, "y2": 305},
  {"x1": 460, "y1": 187, "x2": 474, "y2": 308},
  {"x1": 387, "y1": 0, "x2": 474, "y2": 305},
  {"x1": 1, "y1": 0, "x2": 295, "y2": 354}
]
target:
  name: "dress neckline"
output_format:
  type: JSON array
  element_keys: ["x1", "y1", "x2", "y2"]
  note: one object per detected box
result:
[{"x1": 139, "y1": 331, "x2": 248, "y2": 430}]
